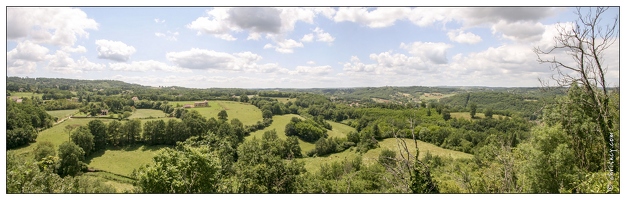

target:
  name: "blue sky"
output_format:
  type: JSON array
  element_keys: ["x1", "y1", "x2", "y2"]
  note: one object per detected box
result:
[{"x1": 4, "y1": 6, "x2": 620, "y2": 88}]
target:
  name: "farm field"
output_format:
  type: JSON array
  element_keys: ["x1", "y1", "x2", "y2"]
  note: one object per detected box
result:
[
  {"x1": 172, "y1": 101, "x2": 263, "y2": 125},
  {"x1": 47, "y1": 109, "x2": 79, "y2": 120},
  {"x1": 8, "y1": 92, "x2": 43, "y2": 99},
  {"x1": 299, "y1": 138, "x2": 473, "y2": 172},
  {"x1": 128, "y1": 109, "x2": 168, "y2": 119}
]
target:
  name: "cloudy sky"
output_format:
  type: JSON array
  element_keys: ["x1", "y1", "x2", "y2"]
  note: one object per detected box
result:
[{"x1": 5, "y1": 6, "x2": 620, "y2": 88}]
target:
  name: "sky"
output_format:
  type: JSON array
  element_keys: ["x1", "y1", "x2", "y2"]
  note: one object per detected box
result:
[{"x1": 4, "y1": 5, "x2": 621, "y2": 88}]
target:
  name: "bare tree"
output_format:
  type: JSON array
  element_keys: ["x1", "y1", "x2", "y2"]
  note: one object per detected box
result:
[{"x1": 533, "y1": 7, "x2": 618, "y2": 174}]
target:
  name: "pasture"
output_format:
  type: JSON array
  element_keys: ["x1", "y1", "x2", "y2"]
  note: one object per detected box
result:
[
  {"x1": 171, "y1": 101, "x2": 263, "y2": 125},
  {"x1": 8, "y1": 92, "x2": 43, "y2": 99},
  {"x1": 87, "y1": 145, "x2": 169, "y2": 176},
  {"x1": 128, "y1": 109, "x2": 168, "y2": 119},
  {"x1": 419, "y1": 93, "x2": 455, "y2": 102},
  {"x1": 47, "y1": 109, "x2": 79, "y2": 120},
  {"x1": 299, "y1": 138, "x2": 473, "y2": 172}
]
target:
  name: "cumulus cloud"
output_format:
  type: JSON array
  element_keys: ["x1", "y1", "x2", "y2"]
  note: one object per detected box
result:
[
  {"x1": 61, "y1": 45, "x2": 88, "y2": 53},
  {"x1": 45, "y1": 50, "x2": 105, "y2": 74},
  {"x1": 492, "y1": 21, "x2": 545, "y2": 42},
  {"x1": 165, "y1": 48, "x2": 290, "y2": 74},
  {"x1": 7, "y1": 7, "x2": 98, "y2": 46},
  {"x1": 95, "y1": 40, "x2": 137, "y2": 62},
  {"x1": 155, "y1": 31, "x2": 180, "y2": 41},
  {"x1": 7, "y1": 41, "x2": 50, "y2": 74},
  {"x1": 447, "y1": 30, "x2": 482, "y2": 44},
  {"x1": 334, "y1": 7, "x2": 411, "y2": 28},
  {"x1": 301, "y1": 34, "x2": 314, "y2": 42},
  {"x1": 289, "y1": 65, "x2": 333, "y2": 76},
  {"x1": 343, "y1": 51, "x2": 430, "y2": 76},
  {"x1": 306, "y1": 61, "x2": 316, "y2": 65},
  {"x1": 187, "y1": 7, "x2": 332, "y2": 41},
  {"x1": 154, "y1": 18, "x2": 165, "y2": 23},
  {"x1": 228, "y1": 7, "x2": 282, "y2": 33},
  {"x1": 263, "y1": 39, "x2": 304, "y2": 53},
  {"x1": 109, "y1": 60, "x2": 191, "y2": 72},
  {"x1": 400, "y1": 42, "x2": 453, "y2": 64}
]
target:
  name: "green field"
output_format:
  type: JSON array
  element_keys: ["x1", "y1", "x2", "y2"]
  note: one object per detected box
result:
[
  {"x1": 9, "y1": 118, "x2": 116, "y2": 159},
  {"x1": 326, "y1": 121, "x2": 355, "y2": 139},
  {"x1": 87, "y1": 145, "x2": 169, "y2": 176},
  {"x1": 128, "y1": 109, "x2": 168, "y2": 119},
  {"x1": 246, "y1": 114, "x2": 316, "y2": 153},
  {"x1": 450, "y1": 112, "x2": 508, "y2": 120},
  {"x1": 299, "y1": 138, "x2": 473, "y2": 172},
  {"x1": 46, "y1": 109, "x2": 79, "y2": 120},
  {"x1": 171, "y1": 101, "x2": 263, "y2": 125},
  {"x1": 247, "y1": 115, "x2": 357, "y2": 156},
  {"x1": 9, "y1": 92, "x2": 43, "y2": 99}
]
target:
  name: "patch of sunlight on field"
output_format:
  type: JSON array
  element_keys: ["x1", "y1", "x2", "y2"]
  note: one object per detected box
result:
[{"x1": 87, "y1": 145, "x2": 170, "y2": 176}]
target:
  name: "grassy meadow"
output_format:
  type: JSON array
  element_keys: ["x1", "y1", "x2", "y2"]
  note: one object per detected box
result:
[
  {"x1": 128, "y1": 109, "x2": 168, "y2": 119},
  {"x1": 9, "y1": 92, "x2": 43, "y2": 99},
  {"x1": 47, "y1": 109, "x2": 79, "y2": 120},
  {"x1": 299, "y1": 138, "x2": 473, "y2": 172},
  {"x1": 171, "y1": 101, "x2": 263, "y2": 125},
  {"x1": 87, "y1": 145, "x2": 169, "y2": 176}
]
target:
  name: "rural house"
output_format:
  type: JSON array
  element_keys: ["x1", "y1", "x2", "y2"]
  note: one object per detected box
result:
[
  {"x1": 194, "y1": 100, "x2": 208, "y2": 107},
  {"x1": 132, "y1": 96, "x2": 139, "y2": 101},
  {"x1": 101, "y1": 109, "x2": 109, "y2": 115}
]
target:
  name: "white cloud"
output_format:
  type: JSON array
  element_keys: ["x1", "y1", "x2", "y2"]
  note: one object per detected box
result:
[
  {"x1": 313, "y1": 27, "x2": 335, "y2": 44},
  {"x1": 154, "y1": 18, "x2": 165, "y2": 23},
  {"x1": 265, "y1": 39, "x2": 304, "y2": 53},
  {"x1": 95, "y1": 39, "x2": 137, "y2": 62},
  {"x1": 400, "y1": 42, "x2": 453, "y2": 64},
  {"x1": 155, "y1": 31, "x2": 179, "y2": 41},
  {"x1": 109, "y1": 60, "x2": 191, "y2": 72},
  {"x1": 447, "y1": 30, "x2": 482, "y2": 44},
  {"x1": 306, "y1": 61, "x2": 316, "y2": 65},
  {"x1": 334, "y1": 7, "x2": 411, "y2": 28},
  {"x1": 187, "y1": 7, "x2": 332, "y2": 41},
  {"x1": 247, "y1": 32, "x2": 262, "y2": 40},
  {"x1": 6, "y1": 41, "x2": 50, "y2": 74},
  {"x1": 166, "y1": 48, "x2": 289, "y2": 73},
  {"x1": 301, "y1": 34, "x2": 314, "y2": 42},
  {"x1": 45, "y1": 50, "x2": 105, "y2": 74},
  {"x1": 7, "y1": 7, "x2": 98, "y2": 46},
  {"x1": 289, "y1": 65, "x2": 333, "y2": 76},
  {"x1": 61, "y1": 45, "x2": 88, "y2": 53},
  {"x1": 492, "y1": 21, "x2": 545, "y2": 42}
]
